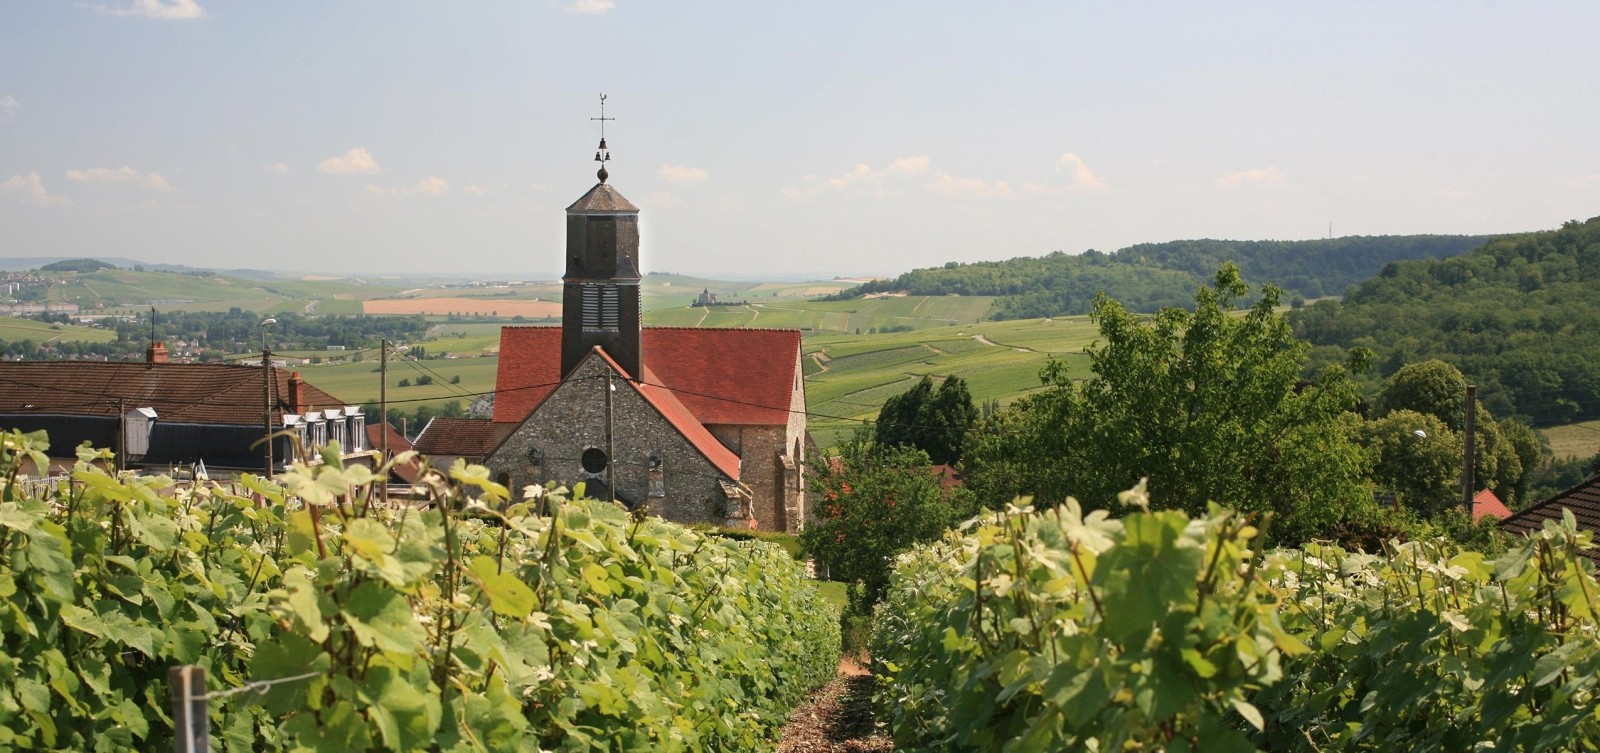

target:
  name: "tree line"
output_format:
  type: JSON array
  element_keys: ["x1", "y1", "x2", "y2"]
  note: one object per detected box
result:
[
  {"x1": 826, "y1": 234, "x2": 1493, "y2": 318},
  {"x1": 1293, "y1": 215, "x2": 1600, "y2": 426}
]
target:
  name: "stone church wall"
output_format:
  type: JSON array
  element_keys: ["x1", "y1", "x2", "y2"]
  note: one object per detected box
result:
[{"x1": 485, "y1": 356, "x2": 729, "y2": 526}]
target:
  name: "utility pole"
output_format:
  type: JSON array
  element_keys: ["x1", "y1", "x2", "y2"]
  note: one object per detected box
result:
[
  {"x1": 380, "y1": 339, "x2": 388, "y2": 502},
  {"x1": 605, "y1": 369, "x2": 616, "y2": 505},
  {"x1": 1461, "y1": 384, "x2": 1476, "y2": 513},
  {"x1": 115, "y1": 398, "x2": 125, "y2": 472},
  {"x1": 263, "y1": 346, "x2": 274, "y2": 476},
  {"x1": 260, "y1": 318, "x2": 277, "y2": 477}
]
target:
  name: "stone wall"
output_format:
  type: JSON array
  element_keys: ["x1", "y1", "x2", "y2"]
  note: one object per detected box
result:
[{"x1": 484, "y1": 354, "x2": 731, "y2": 526}]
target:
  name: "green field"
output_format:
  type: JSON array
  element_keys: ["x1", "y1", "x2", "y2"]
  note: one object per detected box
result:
[
  {"x1": 37, "y1": 268, "x2": 407, "y2": 315},
  {"x1": 0, "y1": 316, "x2": 120, "y2": 344},
  {"x1": 642, "y1": 295, "x2": 995, "y2": 334},
  {"x1": 802, "y1": 316, "x2": 1100, "y2": 448},
  {"x1": 293, "y1": 356, "x2": 500, "y2": 410},
  {"x1": 1544, "y1": 419, "x2": 1600, "y2": 461}
]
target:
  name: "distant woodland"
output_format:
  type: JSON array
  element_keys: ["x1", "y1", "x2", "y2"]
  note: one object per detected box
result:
[
  {"x1": 1293, "y1": 216, "x2": 1600, "y2": 426},
  {"x1": 829, "y1": 234, "x2": 1494, "y2": 318}
]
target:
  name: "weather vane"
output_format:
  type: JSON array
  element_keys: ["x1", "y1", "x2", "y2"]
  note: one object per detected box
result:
[{"x1": 591, "y1": 93, "x2": 614, "y2": 182}]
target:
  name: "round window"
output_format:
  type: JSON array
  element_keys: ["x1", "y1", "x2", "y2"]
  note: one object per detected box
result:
[{"x1": 581, "y1": 447, "x2": 609, "y2": 474}]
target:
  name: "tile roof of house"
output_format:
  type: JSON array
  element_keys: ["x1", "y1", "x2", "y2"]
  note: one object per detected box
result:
[
  {"x1": 366, "y1": 421, "x2": 420, "y2": 483},
  {"x1": 412, "y1": 417, "x2": 503, "y2": 459},
  {"x1": 1499, "y1": 473, "x2": 1600, "y2": 559},
  {"x1": 566, "y1": 183, "x2": 639, "y2": 214},
  {"x1": 0, "y1": 361, "x2": 347, "y2": 426},
  {"x1": 493, "y1": 326, "x2": 801, "y2": 427},
  {"x1": 1472, "y1": 488, "x2": 1512, "y2": 521}
]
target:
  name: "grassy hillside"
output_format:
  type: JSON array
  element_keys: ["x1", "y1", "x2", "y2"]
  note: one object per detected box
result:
[
  {"x1": 803, "y1": 316, "x2": 1099, "y2": 447},
  {"x1": 25, "y1": 268, "x2": 403, "y2": 315},
  {"x1": 293, "y1": 356, "x2": 499, "y2": 410},
  {"x1": 0, "y1": 316, "x2": 120, "y2": 344},
  {"x1": 643, "y1": 295, "x2": 995, "y2": 334},
  {"x1": 1294, "y1": 216, "x2": 1600, "y2": 426}
]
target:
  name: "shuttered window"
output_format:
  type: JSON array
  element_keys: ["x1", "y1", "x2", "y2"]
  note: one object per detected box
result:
[{"x1": 581, "y1": 285, "x2": 619, "y2": 331}]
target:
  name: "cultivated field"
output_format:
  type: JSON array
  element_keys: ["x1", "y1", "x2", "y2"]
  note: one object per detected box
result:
[
  {"x1": 0, "y1": 316, "x2": 120, "y2": 344},
  {"x1": 1544, "y1": 419, "x2": 1600, "y2": 460},
  {"x1": 292, "y1": 355, "x2": 501, "y2": 411},
  {"x1": 362, "y1": 297, "x2": 562, "y2": 318}
]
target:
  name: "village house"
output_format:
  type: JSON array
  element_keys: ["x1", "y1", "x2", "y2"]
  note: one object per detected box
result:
[
  {"x1": 417, "y1": 144, "x2": 811, "y2": 531},
  {"x1": 0, "y1": 341, "x2": 370, "y2": 477}
]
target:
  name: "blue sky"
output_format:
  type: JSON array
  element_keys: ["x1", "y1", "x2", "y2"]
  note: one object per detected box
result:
[{"x1": 3, "y1": 1, "x2": 1599, "y2": 279}]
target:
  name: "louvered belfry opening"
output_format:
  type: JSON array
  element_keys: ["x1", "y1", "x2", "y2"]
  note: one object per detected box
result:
[{"x1": 561, "y1": 181, "x2": 643, "y2": 380}]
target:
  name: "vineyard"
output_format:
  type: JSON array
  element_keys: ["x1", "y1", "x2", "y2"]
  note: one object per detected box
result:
[
  {"x1": 4, "y1": 426, "x2": 1600, "y2": 751},
  {"x1": 0, "y1": 429, "x2": 839, "y2": 752},
  {"x1": 872, "y1": 488, "x2": 1600, "y2": 751}
]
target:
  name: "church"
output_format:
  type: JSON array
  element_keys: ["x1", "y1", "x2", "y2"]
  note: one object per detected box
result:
[{"x1": 479, "y1": 135, "x2": 810, "y2": 532}]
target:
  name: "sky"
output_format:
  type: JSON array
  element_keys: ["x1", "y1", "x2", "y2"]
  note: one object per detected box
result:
[{"x1": 3, "y1": 1, "x2": 1600, "y2": 280}]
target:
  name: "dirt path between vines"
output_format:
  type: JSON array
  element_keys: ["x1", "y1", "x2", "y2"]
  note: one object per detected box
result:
[{"x1": 775, "y1": 658, "x2": 894, "y2": 752}]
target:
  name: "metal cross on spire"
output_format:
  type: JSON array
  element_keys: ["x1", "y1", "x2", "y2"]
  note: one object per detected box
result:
[{"x1": 591, "y1": 93, "x2": 614, "y2": 183}]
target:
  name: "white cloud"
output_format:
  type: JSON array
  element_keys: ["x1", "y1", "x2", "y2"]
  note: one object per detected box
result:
[
  {"x1": 461, "y1": 183, "x2": 490, "y2": 196},
  {"x1": 530, "y1": 183, "x2": 552, "y2": 192},
  {"x1": 3, "y1": 172, "x2": 71, "y2": 207},
  {"x1": 659, "y1": 164, "x2": 708, "y2": 186},
  {"x1": 0, "y1": 94, "x2": 17, "y2": 113},
  {"x1": 1215, "y1": 166, "x2": 1284, "y2": 188},
  {"x1": 365, "y1": 176, "x2": 450, "y2": 197},
  {"x1": 888, "y1": 156, "x2": 931, "y2": 176},
  {"x1": 647, "y1": 190, "x2": 681, "y2": 208},
  {"x1": 266, "y1": 162, "x2": 289, "y2": 173},
  {"x1": 92, "y1": 0, "x2": 207, "y2": 19},
  {"x1": 926, "y1": 172, "x2": 1014, "y2": 199},
  {"x1": 1055, "y1": 153, "x2": 1107, "y2": 192},
  {"x1": 564, "y1": 0, "x2": 615, "y2": 14},
  {"x1": 66, "y1": 166, "x2": 172, "y2": 191},
  {"x1": 783, "y1": 155, "x2": 932, "y2": 199},
  {"x1": 317, "y1": 147, "x2": 381, "y2": 175}
]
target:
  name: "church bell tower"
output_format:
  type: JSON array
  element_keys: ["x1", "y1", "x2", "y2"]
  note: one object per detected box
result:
[{"x1": 561, "y1": 95, "x2": 643, "y2": 380}]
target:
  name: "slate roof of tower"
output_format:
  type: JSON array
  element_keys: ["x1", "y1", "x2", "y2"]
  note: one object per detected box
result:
[
  {"x1": 0, "y1": 361, "x2": 346, "y2": 425},
  {"x1": 494, "y1": 326, "x2": 801, "y2": 427},
  {"x1": 1499, "y1": 472, "x2": 1600, "y2": 560},
  {"x1": 565, "y1": 183, "x2": 639, "y2": 213}
]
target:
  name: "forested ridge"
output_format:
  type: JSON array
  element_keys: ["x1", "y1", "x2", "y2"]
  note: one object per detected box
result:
[
  {"x1": 1293, "y1": 215, "x2": 1600, "y2": 425},
  {"x1": 829, "y1": 234, "x2": 1492, "y2": 318}
]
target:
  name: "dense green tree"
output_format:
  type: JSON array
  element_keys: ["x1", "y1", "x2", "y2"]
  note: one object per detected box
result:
[
  {"x1": 1358, "y1": 410, "x2": 1462, "y2": 516},
  {"x1": 964, "y1": 264, "x2": 1375, "y2": 545},
  {"x1": 1375, "y1": 359, "x2": 1469, "y2": 427},
  {"x1": 1366, "y1": 358, "x2": 1544, "y2": 506},
  {"x1": 802, "y1": 430, "x2": 972, "y2": 613},
  {"x1": 1294, "y1": 216, "x2": 1600, "y2": 426},
  {"x1": 874, "y1": 374, "x2": 978, "y2": 465}
]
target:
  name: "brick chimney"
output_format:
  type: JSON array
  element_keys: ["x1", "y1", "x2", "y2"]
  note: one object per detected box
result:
[
  {"x1": 146, "y1": 341, "x2": 169, "y2": 364},
  {"x1": 287, "y1": 371, "x2": 307, "y2": 414}
]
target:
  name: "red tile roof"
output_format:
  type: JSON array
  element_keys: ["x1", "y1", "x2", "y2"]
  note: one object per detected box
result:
[
  {"x1": 589, "y1": 348, "x2": 742, "y2": 480},
  {"x1": 1500, "y1": 473, "x2": 1600, "y2": 560},
  {"x1": 367, "y1": 421, "x2": 420, "y2": 483},
  {"x1": 412, "y1": 417, "x2": 502, "y2": 459},
  {"x1": 494, "y1": 326, "x2": 801, "y2": 427},
  {"x1": 0, "y1": 361, "x2": 347, "y2": 425},
  {"x1": 1471, "y1": 488, "x2": 1512, "y2": 521}
]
